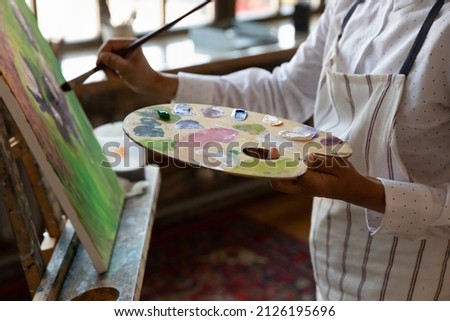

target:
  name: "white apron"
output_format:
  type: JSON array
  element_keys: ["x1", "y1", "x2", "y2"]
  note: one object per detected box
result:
[{"x1": 310, "y1": 0, "x2": 448, "y2": 300}]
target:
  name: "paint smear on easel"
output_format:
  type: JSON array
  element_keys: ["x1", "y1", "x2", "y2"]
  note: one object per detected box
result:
[{"x1": 201, "y1": 106, "x2": 225, "y2": 118}]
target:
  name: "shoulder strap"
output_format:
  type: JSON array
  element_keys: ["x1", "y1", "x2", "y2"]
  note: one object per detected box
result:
[
  {"x1": 338, "y1": 0, "x2": 365, "y2": 41},
  {"x1": 399, "y1": 0, "x2": 445, "y2": 75}
]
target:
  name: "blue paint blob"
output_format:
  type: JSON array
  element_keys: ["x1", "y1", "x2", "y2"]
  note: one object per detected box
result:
[
  {"x1": 231, "y1": 108, "x2": 248, "y2": 121},
  {"x1": 175, "y1": 119, "x2": 203, "y2": 129},
  {"x1": 134, "y1": 125, "x2": 165, "y2": 137},
  {"x1": 140, "y1": 117, "x2": 161, "y2": 128}
]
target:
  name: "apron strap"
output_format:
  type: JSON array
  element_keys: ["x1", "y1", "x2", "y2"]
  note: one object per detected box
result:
[
  {"x1": 337, "y1": 0, "x2": 445, "y2": 76},
  {"x1": 338, "y1": 0, "x2": 365, "y2": 42},
  {"x1": 399, "y1": 0, "x2": 445, "y2": 75}
]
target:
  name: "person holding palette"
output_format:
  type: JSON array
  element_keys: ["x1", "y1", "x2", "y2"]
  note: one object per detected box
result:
[{"x1": 97, "y1": 0, "x2": 450, "y2": 300}]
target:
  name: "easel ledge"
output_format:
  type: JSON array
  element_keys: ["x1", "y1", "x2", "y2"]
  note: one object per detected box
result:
[{"x1": 34, "y1": 165, "x2": 161, "y2": 301}]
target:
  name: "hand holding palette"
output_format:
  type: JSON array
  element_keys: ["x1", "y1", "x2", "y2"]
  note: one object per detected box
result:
[{"x1": 123, "y1": 103, "x2": 352, "y2": 179}]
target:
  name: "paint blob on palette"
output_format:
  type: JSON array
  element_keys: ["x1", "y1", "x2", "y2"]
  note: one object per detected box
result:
[{"x1": 123, "y1": 103, "x2": 353, "y2": 179}]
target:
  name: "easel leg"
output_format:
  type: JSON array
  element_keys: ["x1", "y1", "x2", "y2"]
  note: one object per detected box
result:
[{"x1": 0, "y1": 100, "x2": 45, "y2": 297}]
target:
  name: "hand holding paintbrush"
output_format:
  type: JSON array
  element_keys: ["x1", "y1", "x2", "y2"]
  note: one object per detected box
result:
[
  {"x1": 96, "y1": 37, "x2": 179, "y2": 98},
  {"x1": 60, "y1": 0, "x2": 212, "y2": 92}
]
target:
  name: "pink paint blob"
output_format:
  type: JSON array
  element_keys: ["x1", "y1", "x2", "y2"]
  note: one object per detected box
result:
[{"x1": 185, "y1": 128, "x2": 239, "y2": 145}]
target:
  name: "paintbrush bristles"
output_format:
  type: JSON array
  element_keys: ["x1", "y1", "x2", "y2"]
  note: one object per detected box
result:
[
  {"x1": 60, "y1": 65, "x2": 102, "y2": 92},
  {"x1": 60, "y1": 69, "x2": 94, "y2": 92}
]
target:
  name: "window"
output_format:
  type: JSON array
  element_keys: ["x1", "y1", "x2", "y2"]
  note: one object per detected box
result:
[
  {"x1": 30, "y1": 0, "x2": 100, "y2": 42},
  {"x1": 26, "y1": 0, "x2": 214, "y2": 44},
  {"x1": 25, "y1": 0, "x2": 323, "y2": 47},
  {"x1": 236, "y1": 0, "x2": 279, "y2": 20}
]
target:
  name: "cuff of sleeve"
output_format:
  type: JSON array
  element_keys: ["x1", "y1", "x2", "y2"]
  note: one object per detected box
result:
[
  {"x1": 174, "y1": 72, "x2": 216, "y2": 104},
  {"x1": 365, "y1": 209, "x2": 384, "y2": 234},
  {"x1": 366, "y1": 178, "x2": 434, "y2": 239}
]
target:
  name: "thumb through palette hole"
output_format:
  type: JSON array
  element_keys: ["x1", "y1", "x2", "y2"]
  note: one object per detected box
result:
[{"x1": 243, "y1": 147, "x2": 280, "y2": 160}]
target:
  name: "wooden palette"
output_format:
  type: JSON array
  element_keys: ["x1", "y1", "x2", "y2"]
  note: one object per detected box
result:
[{"x1": 123, "y1": 103, "x2": 352, "y2": 179}]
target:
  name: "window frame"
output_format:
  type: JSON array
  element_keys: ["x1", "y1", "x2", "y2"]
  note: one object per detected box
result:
[{"x1": 27, "y1": 0, "x2": 323, "y2": 53}]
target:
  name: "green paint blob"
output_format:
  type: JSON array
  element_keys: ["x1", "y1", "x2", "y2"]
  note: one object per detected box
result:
[
  {"x1": 142, "y1": 139, "x2": 175, "y2": 153},
  {"x1": 233, "y1": 123, "x2": 266, "y2": 135},
  {"x1": 137, "y1": 106, "x2": 180, "y2": 123},
  {"x1": 157, "y1": 110, "x2": 171, "y2": 120}
]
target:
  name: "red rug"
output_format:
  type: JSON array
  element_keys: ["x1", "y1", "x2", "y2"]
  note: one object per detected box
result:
[{"x1": 140, "y1": 210, "x2": 315, "y2": 300}]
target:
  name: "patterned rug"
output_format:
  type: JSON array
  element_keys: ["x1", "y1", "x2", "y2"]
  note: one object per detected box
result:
[{"x1": 140, "y1": 210, "x2": 316, "y2": 300}]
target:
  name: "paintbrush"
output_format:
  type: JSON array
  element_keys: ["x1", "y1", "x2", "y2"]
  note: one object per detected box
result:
[{"x1": 60, "y1": 0, "x2": 212, "y2": 92}]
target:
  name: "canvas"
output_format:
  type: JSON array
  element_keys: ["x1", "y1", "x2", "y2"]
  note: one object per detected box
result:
[{"x1": 0, "y1": 0, "x2": 125, "y2": 273}]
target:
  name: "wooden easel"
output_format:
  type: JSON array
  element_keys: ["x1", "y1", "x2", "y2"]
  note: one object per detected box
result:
[{"x1": 0, "y1": 98, "x2": 161, "y2": 300}]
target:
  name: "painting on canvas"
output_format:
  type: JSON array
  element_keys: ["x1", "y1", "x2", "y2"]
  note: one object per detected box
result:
[{"x1": 0, "y1": 0, "x2": 124, "y2": 273}]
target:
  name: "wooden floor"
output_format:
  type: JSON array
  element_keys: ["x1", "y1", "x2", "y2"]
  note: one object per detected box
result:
[
  {"x1": 239, "y1": 191, "x2": 312, "y2": 244},
  {"x1": 155, "y1": 165, "x2": 313, "y2": 243}
]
